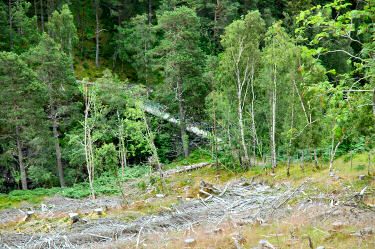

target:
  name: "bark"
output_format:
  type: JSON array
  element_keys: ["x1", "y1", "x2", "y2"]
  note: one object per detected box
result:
[
  {"x1": 177, "y1": 75, "x2": 189, "y2": 158},
  {"x1": 9, "y1": 0, "x2": 13, "y2": 51},
  {"x1": 16, "y1": 126, "x2": 27, "y2": 190},
  {"x1": 84, "y1": 85, "x2": 95, "y2": 200},
  {"x1": 287, "y1": 86, "x2": 295, "y2": 177},
  {"x1": 95, "y1": 0, "x2": 100, "y2": 69},
  {"x1": 52, "y1": 116, "x2": 66, "y2": 187},
  {"x1": 16, "y1": 0, "x2": 21, "y2": 37},
  {"x1": 250, "y1": 59, "x2": 257, "y2": 167},
  {"x1": 329, "y1": 137, "x2": 342, "y2": 171},
  {"x1": 76, "y1": 0, "x2": 80, "y2": 26},
  {"x1": 117, "y1": 111, "x2": 127, "y2": 178},
  {"x1": 34, "y1": 0, "x2": 38, "y2": 29},
  {"x1": 148, "y1": 0, "x2": 152, "y2": 25},
  {"x1": 112, "y1": 4, "x2": 121, "y2": 70},
  {"x1": 314, "y1": 149, "x2": 319, "y2": 169},
  {"x1": 81, "y1": 5, "x2": 85, "y2": 55},
  {"x1": 271, "y1": 63, "x2": 277, "y2": 172},
  {"x1": 237, "y1": 87, "x2": 250, "y2": 168},
  {"x1": 373, "y1": 88, "x2": 375, "y2": 123},
  {"x1": 300, "y1": 149, "x2": 304, "y2": 171},
  {"x1": 212, "y1": 87, "x2": 218, "y2": 171},
  {"x1": 69, "y1": 32, "x2": 73, "y2": 71},
  {"x1": 40, "y1": 0, "x2": 44, "y2": 33}
]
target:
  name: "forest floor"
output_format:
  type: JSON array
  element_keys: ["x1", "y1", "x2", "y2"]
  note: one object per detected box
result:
[{"x1": 0, "y1": 154, "x2": 375, "y2": 249}]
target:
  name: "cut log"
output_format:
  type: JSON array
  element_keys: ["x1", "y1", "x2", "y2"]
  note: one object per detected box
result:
[
  {"x1": 94, "y1": 208, "x2": 103, "y2": 215},
  {"x1": 69, "y1": 213, "x2": 79, "y2": 223},
  {"x1": 23, "y1": 211, "x2": 34, "y2": 222}
]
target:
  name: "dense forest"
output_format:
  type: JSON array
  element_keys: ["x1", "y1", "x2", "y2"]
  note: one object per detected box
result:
[{"x1": 0, "y1": 0, "x2": 374, "y2": 196}]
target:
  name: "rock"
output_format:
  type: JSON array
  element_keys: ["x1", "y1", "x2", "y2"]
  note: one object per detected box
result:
[
  {"x1": 329, "y1": 172, "x2": 335, "y2": 177},
  {"x1": 359, "y1": 174, "x2": 366, "y2": 180},
  {"x1": 184, "y1": 238, "x2": 195, "y2": 245},
  {"x1": 332, "y1": 221, "x2": 344, "y2": 230},
  {"x1": 69, "y1": 213, "x2": 79, "y2": 223},
  {"x1": 270, "y1": 173, "x2": 276, "y2": 177},
  {"x1": 314, "y1": 188, "x2": 318, "y2": 191},
  {"x1": 360, "y1": 227, "x2": 373, "y2": 235},
  {"x1": 213, "y1": 228, "x2": 223, "y2": 234},
  {"x1": 215, "y1": 175, "x2": 220, "y2": 181},
  {"x1": 177, "y1": 196, "x2": 183, "y2": 202},
  {"x1": 316, "y1": 246, "x2": 325, "y2": 249},
  {"x1": 258, "y1": 239, "x2": 275, "y2": 249},
  {"x1": 156, "y1": 194, "x2": 165, "y2": 198},
  {"x1": 23, "y1": 211, "x2": 34, "y2": 221},
  {"x1": 94, "y1": 208, "x2": 103, "y2": 215}
]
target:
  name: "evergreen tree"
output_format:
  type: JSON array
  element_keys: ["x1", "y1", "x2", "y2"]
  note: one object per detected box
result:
[
  {"x1": 0, "y1": 52, "x2": 44, "y2": 190},
  {"x1": 154, "y1": 6, "x2": 205, "y2": 158},
  {"x1": 24, "y1": 35, "x2": 77, "y2": 187}
]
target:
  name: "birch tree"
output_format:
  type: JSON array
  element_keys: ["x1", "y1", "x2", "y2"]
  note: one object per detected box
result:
[{"x1": 220, "y1": 10, "x2": 265, "y2": 168}]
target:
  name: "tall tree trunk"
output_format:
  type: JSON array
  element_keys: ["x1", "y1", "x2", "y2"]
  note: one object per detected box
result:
[
  {"x1": 81, "y1": 4, "x2": 85, "y2": 55},
  {"x1": 177, "y1": 75, "x2": 189, "y2": 158},
  {"x1": 314, "y1": 149, "x2": 319, "y2": 169},
  {"x1": 300, "y1": 149, "x2": 304, "y2": 171},
  {"x1": 148, "y1": 0, "x2": 152, "y2": 25},
  {"x1": 237, "y1": 86, "x2": 250, "y2": 168},
  {"x1": 9, "y1": 0, "x2": 13, "y2": 51},
  {"x1": 212, "y1": 87, "x2": 218, "y2": 170},
  {"x1": 84, "y1": 85, "x2": 95, "y2": 199},
  {"x1": 112, "y1": 4, "x2": 121, "y2": 70},
  {"x1": 76, "y1": 0, "x2": 80, "y2": 26},
  {"x1": 69, "y1": 32, "x2": 73, "y2": 71},
  {"x1": 34, "y1": 0, "x2": 38, "y2": 29},
  {"x1": 271, "y1": 63, "x2": 277, "y2": 172},
  {"x1": 250, "y1": 59, "x2": 257, "y2": 167},
  {"x1": 373, "y1": 88, "x2": 375, "y2": 123},
  {"x1": 40, "y1": 0, "x2": 44, "y2": 33},
  {"x1": 287, "y1": 86, "x2": 295, "y2": 177},
  {"x1": 52, "y1": 117, "x2": 66, "y2": 187},
  {"x1": 95, "y1": 0, "x2": 99, "y2": 69},
  {"x1": 16, "y1": 126, "x2": 27, "y2": 190}
]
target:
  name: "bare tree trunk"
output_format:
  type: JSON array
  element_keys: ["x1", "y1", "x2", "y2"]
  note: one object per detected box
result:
[
  {"x1": 9, "y1": 0, "x2": 13, "y2": 51},
  {"x1": 34, "y1": 0, "x2": 38, "y2": 29},
  {"x1": 329, "y1": 136, "x2": 342, "y2": 172},
  {"x1": 117, "y1": 111, "x2": 127, "y2": 178},
  {"x1": 69, "y1": 32, "x2": 73, "y2": 71},
  {"x1": 16, "y1": 126, "x2": 27, "y2": 190},
  {"x1": 177, "y1": 75, "x2": 189, "y2": 158},
  {"x1": 40, "y1": 0, "x2": 44, "y2": 33},
  {"x1": 148, "y1": 0, "x2": 152, "y2": 25},
  {"x1": 212, "y1": 87, "x2": 218, "y2": 171},
  {"x1": 143, "y1": 113, "x2": 168, "y2": 193},
  {"x1": 52, "y1": 116, "x2": 66, "y2": 187},
  {"x1": 237, "y1": 87, "x2": 250, "y2": 168},
  {"x1": 112, "y1": 4, "x2": 121, "y2": 70},
  {"x1": 287, "y1": 86, "x2": 295, "y2": 177},
  {"x1": 300, "y1": 149, "x2": 304, "y2": 171},
  {"x1": 368, "y1": 152, "x2": 371, "y2": 176},
  {"x1": 95, "y1": 0, "x2": 100, "y2": 69},
  {"x1": 271, "y1": 63, "x2": 277, "y2": 172},
  {"x1": 314, "y1": 149, "x2": 319, "y2": 169},
  {"x1": 81, "y1": 4, "x2": 85, "y2": 55},
  {"x1": 84, "y1": 84, "x2": 95, "y2": 200},
  {"x1": 250, "y1": 59, "x2": 257, "y2": 167}
]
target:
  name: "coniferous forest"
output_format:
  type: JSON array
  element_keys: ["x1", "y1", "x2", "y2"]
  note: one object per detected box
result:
[{"x1": 1, "y1": 1, "x2": 375, "y2": 248}]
